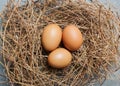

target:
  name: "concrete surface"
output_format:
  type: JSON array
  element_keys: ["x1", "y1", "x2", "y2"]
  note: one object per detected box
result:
[{"x1": 0, "y1": 0, "x2": 120, "y2": 86}]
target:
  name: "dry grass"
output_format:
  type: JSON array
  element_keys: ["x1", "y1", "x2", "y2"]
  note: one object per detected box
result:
[{"x1": 0, "y1": 0, "x2": 120, "y2": 86}]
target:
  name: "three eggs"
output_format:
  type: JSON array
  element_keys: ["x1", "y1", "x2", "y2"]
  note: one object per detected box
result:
[{"x1": 42, "y1": 24, "x2": 83, "y2": 69}]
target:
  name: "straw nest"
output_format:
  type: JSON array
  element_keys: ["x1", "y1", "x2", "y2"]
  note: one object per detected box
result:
[{"x1": 0, "y1": 0, "x2": 120, "y2": 86}]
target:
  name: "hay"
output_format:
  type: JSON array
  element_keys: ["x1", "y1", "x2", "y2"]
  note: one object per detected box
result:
[{"x1": 0, "y1": 0, "x2": 120, "y2": 86}]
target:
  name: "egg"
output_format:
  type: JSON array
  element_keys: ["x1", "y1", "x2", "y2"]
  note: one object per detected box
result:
[
  {"x1": 48, "y1": 48, "x2": 72, "y2": 68},
  {"x1": 42, "y1": 24, "x2": 62, "y2": 51},
  {"x1": 62, "y1": 24, "x2": 83, "y2": 51}
]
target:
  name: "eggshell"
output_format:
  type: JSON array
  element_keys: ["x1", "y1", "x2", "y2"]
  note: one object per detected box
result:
[
  {"x1": 42, "y1": 24, "x2": 62, "y2": 51},
  {"x1": 48, "y1": 48, "x2": 72, "y2": 68},
  {"x1": 62, "y1": 24, "x2": 83, "y2": 51}
]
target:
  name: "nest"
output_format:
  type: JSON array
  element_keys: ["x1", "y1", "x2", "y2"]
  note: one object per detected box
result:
[{"x1": 0, "y1": 0, "x2": 120, "y2": 86}]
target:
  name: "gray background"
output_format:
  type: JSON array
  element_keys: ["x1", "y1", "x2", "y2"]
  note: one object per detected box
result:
[{"x1": 0, "y1": 0, "x2": 120, "y2": 86}]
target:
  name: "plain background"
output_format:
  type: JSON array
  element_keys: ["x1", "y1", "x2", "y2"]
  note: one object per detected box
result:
[{"x1": 0, "y1": 0, "x2": 120, "y2": 86}]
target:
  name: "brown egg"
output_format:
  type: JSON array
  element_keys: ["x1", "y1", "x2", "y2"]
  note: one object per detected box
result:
[
  {"x1": 42, "y1": 24, "x2": 62, "y2": 51},
  {"x1": 7, "y1": 56, "x2": 14, "y2": 62},
  {"x1": 48, "y1": 48, "x2": 72, "y2": 68},
  {"x1": 62, "y1": 24, "x2": 83, "y2": 51}
]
